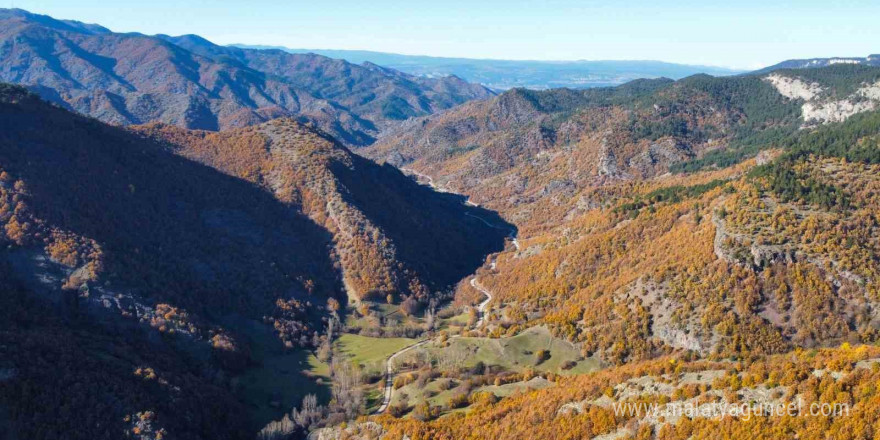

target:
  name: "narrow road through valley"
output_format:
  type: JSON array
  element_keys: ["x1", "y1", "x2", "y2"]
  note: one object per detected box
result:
[
  {"x1": 372, "y1": 168, "x2": 518, "y2": 414},
  {"x1": 470, "y1": 277, "x2": 493, "y2": 328},
  {"x1": 403, "y1": 167, "x2": 519, "y2": 250},
  {"x1": 464, "y1": 212, "x2": 520, "y2": 251},
  {"x1": 372, "y1": 278, "x2": 493, "y2": 414},
  {"x1": 374, "y1": 339, "x2": 430, "y2": 414}
]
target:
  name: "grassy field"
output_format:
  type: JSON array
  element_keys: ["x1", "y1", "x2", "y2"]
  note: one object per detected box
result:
[
  {"x1": 334, "y1": 333, "x2": 417, "y2": 368},
  {"x1": 333, "y1": 333, "x2": 420, "y2": 412},
  {"x1": 423, "y1": 326, "x2": 603, "y2": 375},
  {"x1": 437, "y1": 310, "x2": 471, "y2": 333},
  {"x1": 387, "y1": 326, "x2": 602, "y2": 415},
  {"x1": 232, "y1": 320, "x2": 331, "y2": 430},
  {"x1": 234, "y1": 321, "x2": 597, "y2": 425},
  {"x1": 392, "y1": 378, "x2": 458, "y2": 408}
]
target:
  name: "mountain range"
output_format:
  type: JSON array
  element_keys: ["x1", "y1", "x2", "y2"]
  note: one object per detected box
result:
[
  {"x1": 4, "y1": 7, "x2": 880, "y2": 440},
  {"x1": 234, "y1": 45, "x2": 744, "y2": 90},
  {"x1": 366, "y1": 64, "x2": 880, "y2": 223},
  {"x1": 0, "y1": 8, "x2": 493, "y2": 146}
]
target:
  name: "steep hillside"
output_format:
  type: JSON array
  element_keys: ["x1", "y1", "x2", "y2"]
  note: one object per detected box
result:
[
  {"x1": 0, "y1": 83, "x2": 342, "y2": 331},
  {"x1": 0, "y1": 265, "x2": 253, "y2": 440},
  {"x1": 0, "y1": 84, "x2": 506, "y2": 439},
  {"x1": 472, "y1": 117, "x2": 880, "y2": 363},
  {"x1": 137, "y1": 119, "x2": 508, "y2": 304},
  {"x1": 0, "y1": 83, "x2": 339, "y2": 439},
  {"x1": 0, "y1": 9, "x2": 493, "y2": 145},
  {"x1": 364, "y1": 68, "x2": 880, "y2": 362}
]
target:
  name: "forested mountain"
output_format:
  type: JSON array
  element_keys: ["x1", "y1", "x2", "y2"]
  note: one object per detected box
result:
[
  {"x1": 365, "y1": 65, "x2": 880, "y2": 226},
  {"x1": 0, "y1": 84, "x2": 505, "y2": 439},
  {"x1": 138, "y1": 119, "x2": 508, "y2": 304},
  {"x1": 0, "y1": 9, "x2": 493, "y2": 146},
  {"x1": 308, "y1": 65, "x2": 880, "y2": 440}
]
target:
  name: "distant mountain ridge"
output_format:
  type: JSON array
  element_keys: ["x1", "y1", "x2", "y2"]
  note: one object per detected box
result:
[
  {"x1": 755, "y1": 54, "x2": 880, "y2": 74},
  {"x1": 232, "y1": 44, "x2": 744, "y2": 90},
  {"x1": 0, "y1": 8, "x2": 493, "y2": 146}
]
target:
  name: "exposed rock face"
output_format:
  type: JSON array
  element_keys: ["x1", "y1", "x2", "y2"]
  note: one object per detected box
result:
[
  {"x1": 598, "y1": 135, "x2": 629, "y2": 179},
  {"x1": 859, "y1": 80, "x2": 880, "y2": 100},
  {"x1": 764, "y1": 73, "x2": 880, "y2": 127},
  {"x1": 764, "y1": 74, "x2": 823, "y2": 100},
  {"x1": 712, "y1": 215, "x2": 735, "y2": 263},
  {"x1": 802, "y1": 100, "x2": 877, "y2": 125},
  {"x1": 623, "y1": 279, "x2": 714, "y2": 355},
  {"x1": 713, "y1": 213, "x2": 798, "y2": 269},
  {"x1": 653, "y1": 325, "x2": 706, "y2": 353},
  {"x1": 757, "y1": 54, "x2": 880, "y2": 73},
  {"x1": 749, "y1": 244, "x2": 798, "y2": 267},
  {"x1": 755, "y1": 150, "x2": 773, "y2": 165},
  {"x1": 628, "y1": 138, "x2": 694, "y2": 177}
]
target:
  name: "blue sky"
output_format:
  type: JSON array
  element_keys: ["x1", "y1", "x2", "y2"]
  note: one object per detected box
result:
[{"x1": 11, "y1": 0, "x2": 879, "y2": 69}]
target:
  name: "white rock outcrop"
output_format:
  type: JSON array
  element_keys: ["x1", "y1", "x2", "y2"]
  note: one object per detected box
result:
[
  {"x1": 765, "y1": 74, "x2": 880, "y2": 127},
  {"x1": 858, "y1": 80, "x2": 880, "y2": 100},
  {"x1": 765, "y1": 74, "x2": 823, "y2": 101},
  {"x1": 802, "y1": 100, "x2": 877, "y2": 125}
]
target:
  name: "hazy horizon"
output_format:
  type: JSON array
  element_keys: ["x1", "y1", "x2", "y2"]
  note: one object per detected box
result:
[
  {"x1": 8, "y1": 0, "x2": 880, "y2": 70},
  {"x1": 231, "y1": 44, "x2": 747, "y2": 70}
]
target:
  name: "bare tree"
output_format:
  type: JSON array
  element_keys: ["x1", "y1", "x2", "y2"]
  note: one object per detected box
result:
[
  {"x1": 424, "y1": 301, "x2": 436, "y2": 331},
  {"x1": 257, "y1": 414, "x2": 297, "y2": 440},
  {"x1": 330, "y1": 359, "x2": 364, "y2": 419},
  {"x1": 292, "y1": 394, "x2": 323, "y2": 430},
  {"x1": 433, "y1": 347, "x2": 466, "y2": 372}
]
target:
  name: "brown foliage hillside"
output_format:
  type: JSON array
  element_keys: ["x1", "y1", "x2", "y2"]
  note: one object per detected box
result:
[
  {"x1": 365, "y1": 344, "x2": 880, "y2": 440},
  {"x1": 0, "y1": 84, "x2": 506, "y2": 439},
  {"x1": 137, "y1": 119, "x2": 509, "y2": 303},
  {"x1": 0, "y1": 264, "x2": 251, "y2": 440}
]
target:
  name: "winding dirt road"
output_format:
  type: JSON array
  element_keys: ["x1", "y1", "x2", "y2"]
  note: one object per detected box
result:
[
  {"x1": 372, "y1": 278, "x2": 493, "y2": 414},
  {"x1": 470, "y1": 277, "x2": 493, "y2": 328},
  {"x1": 372, "y1": 168, "x2": 517, "y2": 414},
  {"x1": 374, "y1": 339, "x2": 430, "y2": 414},
  {"x1": 403, "y1": 167, "x2": 519, "y2": 250}
]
